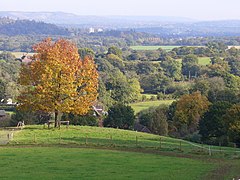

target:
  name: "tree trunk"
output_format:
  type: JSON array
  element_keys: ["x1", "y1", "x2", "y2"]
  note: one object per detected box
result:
[
  {"x1": 54, "y1": 110, "x2": 59, "y2": 128},
  {"x1": 54, "y1": 110, "x2": 62, "y2": 128}
]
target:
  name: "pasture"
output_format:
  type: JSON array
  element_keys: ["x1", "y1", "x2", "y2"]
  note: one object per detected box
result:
[
  {"x1": 130, "y1": 46, "x2": 181, "y2": 51},
  {"x1": 1, "y1": 126, "x2": 240, "y2": 179},
  {"x1": 0, "y1": 147, "x2": 216, "y2": 180},
  {"x1": 130, "y1": 100, "x2": 174, "y2": 114},
  {"x1": 198, "y1": 57, "x2": 211, "y2": 65}
]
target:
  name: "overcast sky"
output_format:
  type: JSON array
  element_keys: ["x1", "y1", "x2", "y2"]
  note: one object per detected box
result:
[{"x1": 1, "y1": 0, "x2": 240, "y2": 20}]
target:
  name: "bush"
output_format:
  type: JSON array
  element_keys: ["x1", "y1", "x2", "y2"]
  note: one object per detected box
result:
[
  {"x1": 11, "y1": 110, "x2": 50, "y2": 126},
  {"x1": 62, "y1": 111, "x2": 98, "y2": 126},
  {"x1": 138, "y1": 105, "x2": 168, "y2": 136},
  {"x1": 0, "y1": 114, "x2": 11, "y2": 127},
  {"x1": 103, "y1": 103, "x2": 135, "y2": 129}
]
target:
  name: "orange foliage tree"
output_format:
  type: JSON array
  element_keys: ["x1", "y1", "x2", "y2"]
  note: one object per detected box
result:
[
  {"x1": 18, "y1": 38, "x2": 98, "y2": 127},
  {"x1": 174, "y1": 91, "x2": 210, "y2": 134}
]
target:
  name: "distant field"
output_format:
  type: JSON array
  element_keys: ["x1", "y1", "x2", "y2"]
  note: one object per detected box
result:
[
  {"x1": 11, "y1": 52, "x2": 35, "y2": 58},
  {"x1": 0, "y1": 51, "x2": 35, "y2": 58},
  {"x1": 130, "y1": 46, "x2": 181, "y2": 51},
  {"x1": 176, "y1": 57, "x2": 211, "y2": 66},
  {"x1": 228, "y1": 46, "x2": 240, "y2": 49},
  {"x1": 198, "y1": 57, "x2": 211, "y2": 65},
  {"x1": 130, "y1": 100, "x2": 174, "y2": 114}
]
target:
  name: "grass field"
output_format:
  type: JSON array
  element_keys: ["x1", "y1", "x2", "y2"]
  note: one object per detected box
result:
[
  {"x1": 198, "y1": 57, "x2": 211, "y2": 65},
  {"x1": 130, "y1": 100, "x2": 174, "y2": 114},
  {"x1": 176, "y1": 57, "x2": 211, "y2": 66},
  {"x1": 0, "y1": 126, "x2": 240, "y2": 179},
  {"x1": 1, "y1": 126, "x2": 240, "y2": 179},
  {"x1": 7, "y1": 126, "x2": 240, "y2": 156},
  {"x1": 0, "y1": 147, "x2": 216, "y2": 180},
  {"x1": 130, "y1": 46, "x2": 181, "y2": 51}
]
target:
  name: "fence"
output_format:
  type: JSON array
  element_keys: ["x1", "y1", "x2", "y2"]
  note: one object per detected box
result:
[{"x1": 4, "y1": 129, "x2": 240, "y2": 158}]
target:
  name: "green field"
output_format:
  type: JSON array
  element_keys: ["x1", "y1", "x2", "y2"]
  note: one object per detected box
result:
[
  {"x1": 0, "y1": 125, "x2": 240, "y2": 179},
  {"x1": 130, "y1": 100, "x2": 174, "y2": 114},
  {"x1": 198, "y1": 57, "x2": 211, "y2": 65},
  {"x1": 130, "y1": 46, "x2": 181, "y2": 51},
  {"x1": 0, "y1": 147, "x2": 216, "y2": 180},
  {"x1": 1, "y1": 126, "x2": 240, "y2": 179}
]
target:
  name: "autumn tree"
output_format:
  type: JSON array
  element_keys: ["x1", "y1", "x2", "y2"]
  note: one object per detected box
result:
[
  {"x1": 18, "y1": 38, "x2": 98, "y2": 127},
  {"x1": 173, "y1": 91, "x2": 210, "y2": 135}
]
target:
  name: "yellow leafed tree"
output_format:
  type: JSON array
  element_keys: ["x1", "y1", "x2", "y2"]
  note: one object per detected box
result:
[{"x1": 18, "y1": 38, "x2": 98, "y2": 127}]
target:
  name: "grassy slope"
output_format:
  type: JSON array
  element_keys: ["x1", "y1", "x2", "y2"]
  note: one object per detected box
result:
[
  {"x1": 0, "y1": 147, "x2": 215, "y2": 180},
  {"x1": 130, "y1": 100, "x2": 174, "y2": 114},
  {"x1": 0, "y1": 126, "x2": 240, "y2": 179},
  {"x1": 8, "y1": 126, "x2": 239, "y2": 155},
  {"x1": 1, "y1": 126, "x2": 240, "y2": 179}
]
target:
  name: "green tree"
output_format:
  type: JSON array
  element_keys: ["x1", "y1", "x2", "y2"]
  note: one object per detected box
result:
[
  {"x1": 78, "y1": 48, "x2": 95, "y2": 59},
  {"x1": 138, "y1": 106, "x2": 168, "y2": 135},
  {"x1": 103, "y1": 104, "x2": 135, "y2": 129},
  {"x1": 107, "y1": 46, "x2": 122, "y2": 58},
  {"x1": 182, "y1": 54, "x2": 200, "y2": 79},
  {"x1": 224, "y1": 104, "x2": 240, "y2": 146},
  {"x1": 161, "y1": 58, "x2": 182, "y2": 81},
  {"x1": 0, "y1": 79, "x2": 6, "y2": 100},
  {"x1": 199, "y1": 101, "x2": 232, "y2": 145}
]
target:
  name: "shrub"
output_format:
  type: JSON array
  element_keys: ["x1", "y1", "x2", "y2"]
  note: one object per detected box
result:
[
  {"x1": 62, "y1": 111, "x2": 98, "y2": 126},
  {"x1": 103, "y1": 104, "x2": 135, "y2": 129}
]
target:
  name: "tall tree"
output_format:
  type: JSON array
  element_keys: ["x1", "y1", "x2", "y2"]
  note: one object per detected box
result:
[
  {"x1": 174, "y1": 91, "x2": 210, "y2": 135},
  {"x1": 18, "y1": 38, "x2": 98, "y2": 127}
]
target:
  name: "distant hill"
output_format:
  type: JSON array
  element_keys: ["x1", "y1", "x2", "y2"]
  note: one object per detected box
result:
[
  {"x1": 0, "y1": 17, "x2": 70, "y2": 36},
  {"x1": 0, "y1": 11, "x2": 195, "y2": 27}
]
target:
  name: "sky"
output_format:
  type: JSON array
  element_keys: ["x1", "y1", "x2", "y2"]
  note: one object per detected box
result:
[{"x1": 1, "y1": 0, "x2": 240, "y2": 20}]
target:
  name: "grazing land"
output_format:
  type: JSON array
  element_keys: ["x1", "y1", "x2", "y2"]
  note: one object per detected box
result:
[
  {"x1": 130, "y1": 46, "x2": 181, "y2": 51},
  {"x1": 0, "y1": 147, "x2": 215, "y2": 180},
  {"x1": 198, "y1": 57, "x2": 211, "y2": 65},
  {"x1": 130, "y1": 100, "x2": 174, "y2": 114},
  {"x1": 0, "y1": 126, "x2": 240, "y2": 180}
]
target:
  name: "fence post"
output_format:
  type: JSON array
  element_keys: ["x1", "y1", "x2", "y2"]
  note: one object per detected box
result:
[
  {"x1": 179, "y1": 141, "x2": 182, "y2": 151},
  {"x1": 234, "y1": 143, "x2": 237, "y2": 155},
  {"x1": 136, "y1": 136, "x2": 138, "y2": 147},
  {"x1": 208, "y1": 146, "x2": 211, "y2": 156},
  {"x1": 201, "y1": 142, "x2": 204, "y2": 153},
  {"x1": 159, "y1": 137, "x2": 162, "y2": 149},
  {"x1": 110, "y1": 135, "x2": 113, "y2": 146},
  {"x1": 219, "y1": 142, "x2": 222, "y2": 153},
  {"x1": 34, "y1": 133, "x2": 36, "y2": 143},
  {"x1": 85, "y1": 135, "x2": 88, "y2": 145}
]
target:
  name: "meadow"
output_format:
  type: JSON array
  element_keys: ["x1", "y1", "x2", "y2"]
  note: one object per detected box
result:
[
  {"x1": 130, "y1": 100, "x2": 174, "y2": 114},
  {"x1": 130, "y1": 46, "x2": 181, "y2": 51},
  {"x1": 198, "y1": 57, "x2": 211, "y2": 65},
  {"x1": 1, "y1": 125, "x2": 240, "y2": 179},
  {"x1": 0, "y1": 147, "x2": 216, "y2": 180}
]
